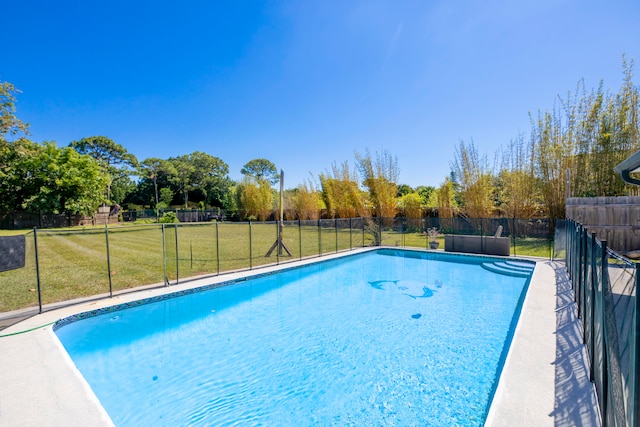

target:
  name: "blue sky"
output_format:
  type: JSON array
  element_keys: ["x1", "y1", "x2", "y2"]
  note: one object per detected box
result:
[{"x1": 3, "y1": 0, "x2": 640, "y2": 188}]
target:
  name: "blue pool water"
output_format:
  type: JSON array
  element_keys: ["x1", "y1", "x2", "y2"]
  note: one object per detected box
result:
[{"x1": 54, "y1": 249, "x2": 533, "y2": 426}]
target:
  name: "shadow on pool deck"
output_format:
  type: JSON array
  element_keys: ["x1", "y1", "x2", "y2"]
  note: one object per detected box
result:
[{"x1": 551, "y1": 265, "x2": 601, "y2": 427}]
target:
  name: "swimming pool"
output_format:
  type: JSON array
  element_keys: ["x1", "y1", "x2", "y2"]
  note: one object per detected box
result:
[{"x1": 54, "y1": 248, "x2": 533, "y2": 426}]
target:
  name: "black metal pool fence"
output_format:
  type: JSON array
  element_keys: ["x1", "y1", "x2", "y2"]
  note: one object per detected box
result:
[
  {"x1": 558, "y1": 219, "x2": 640, "y2": 427},
  {"x1": 0, "y1": 217, "x2": 552, "y2": 327}
]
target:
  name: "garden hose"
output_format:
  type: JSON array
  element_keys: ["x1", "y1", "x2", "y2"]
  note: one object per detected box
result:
[{"x1": 0, "y1": 321, "x2": 57, "y2": 338}]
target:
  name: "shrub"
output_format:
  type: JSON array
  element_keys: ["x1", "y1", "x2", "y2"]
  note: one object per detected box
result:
[{"x1": 158, "y1": 211, "x2": 179, "y2": 223}]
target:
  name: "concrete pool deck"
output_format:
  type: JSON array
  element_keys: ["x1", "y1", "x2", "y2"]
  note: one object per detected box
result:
[{"x1": 0, "y1": 250, "x2": 601, "y2": 426}]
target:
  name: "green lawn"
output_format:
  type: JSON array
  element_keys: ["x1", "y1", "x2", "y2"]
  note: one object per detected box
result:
[
  {"x1": 0, "y1": 224, "x2": 551, "y2": 313},
  {"x1": 384, "y1": 231, "x2": 551, "y2": 258}
]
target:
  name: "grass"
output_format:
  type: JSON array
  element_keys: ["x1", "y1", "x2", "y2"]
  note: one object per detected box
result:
[
  {"x1": 384, "y1": 230, "x2": 551, "y2": 257},
  {"x1": 0, "y1": 224, "x2": 551, "y2": 313}
]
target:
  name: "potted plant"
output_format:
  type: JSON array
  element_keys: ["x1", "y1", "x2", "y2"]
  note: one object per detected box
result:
[{"x1": 428, "y1": 227, "x2": 440, "y2": 249}]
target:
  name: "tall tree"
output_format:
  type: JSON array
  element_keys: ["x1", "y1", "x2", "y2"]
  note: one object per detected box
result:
[
  {"x1": 159, "y1": 187, "x2": 175, "y2": 208},
  {"x1": 531, "y1": 107, "x2": 574, "y2": 219},
  {"x1": 435, "y1": 177, "x2": 458, "y2": 218},
  {"x1": 396, "y1": 184, "x2": 414, "y2": 197},
  {"x1": 110, "y1": 177, "x2": 137, "y2": 206},
  {"x1": 397, "y1": 193, "x2": 423, "y2": 218},
  {"x1": 415, "y1": 185, "x2": 436, "y2": 206},
  {"x1": 0, "y1": 138, "x2": 40, "y2": 217},
  {"x1": 319, "y1": 162, "x2": 365, "y2": 218},
  {"x1": 222, "y1": 185, "x2": 239, "y2": 220},
  {"x1": 241, "y1": 158, "x2": 279, "y2": 185},
  {"x1": 69, "y1": 136, "x2": 138, "y2": 202},
  {"x1": 0, "y1": 83, "x2": 108, "y2": 217},
  {"x1": 139, "y1": 157, "x2": 176, "y2": 208},
  {"x1": 168, "y1": 155, "x2": 196, "y2": 208},
  {"x1": 563, "y1": 58, "x2": 639, "y2": 198},
  {"x1": 293, "y1": 180, "x2": 322, "y2": 220},
  {"x1": 0, "y1": 81, "x2": 29, "y2": 139},
  {"x1": 190, "y1": 151, "x2": 231, "y2": 207},
  {"x1": 235, "y1": 177, "x2": 274, "y2": 220},
  {"x1": 496, "y1": 135, "x2": 540, "y2": 217},
  {"x1": 0, "y1": 84, "x2": 31, "y2": 218},
  {"x1": 451, "y1": 139, "x2": 495, "y2": 218},
  {"x1": 528, "y1": 56, "x2": 640, "y2": 217},
  {"x1": 397, "y1": 192, "x2": 424, "y2": 231},
  {"x1": 21, "y1": 142, "x2": 108, "y2": 214},
  {"x1": 167, "y1": 152, "x2": 231, "y2": 208},
  {"x1": 355, "y1": 149, "x2": 399, "y2": 220}
]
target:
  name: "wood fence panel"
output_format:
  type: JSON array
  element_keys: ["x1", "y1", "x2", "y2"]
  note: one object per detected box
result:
[{"x1": 566, "y1": 196, "x2": 640, "y2": 251}]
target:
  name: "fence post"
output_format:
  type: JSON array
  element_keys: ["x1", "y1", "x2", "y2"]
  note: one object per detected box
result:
[
  {"x1": 33, "y1": 227, "x2": 43, "y2": 314},
  {"x1": 567, "y1": 222, "x2": 573, "y2": 278},
  {"x1": 577, "y1": 224, "x2": 581, "y2": 276},
  {"x1": 298, "y1": 219, "x2": 302, "y2": 260},
  {"x1": 571, "y1": 224, "x2": 576, "y2": 280},
  {"x1": 572, "y1": 226, "x2": 589, "y2": 310},
  {"x1": 249, "y1": 220, "x2": 253, "y2": 270},
  {"x1": 567, "y1": 220, "x2": 572, "y2": 268},
  {"x1": 578, "y1": 225, "x2": 584, "y2": 326},
  {"x1": 349, "y1": 218, "x2": 353, "y2": 250},
  {"x1": 161, "y1": 224, "x2": 168, "y2": 286},
  {"x1": 632, "y1": 262, "x2": 640, "y2": 427},
  {"x1": 583, "y1": 227, "x2": 589, "y2": 322},
  {"x1": 425, "y1": 218, "x2": 428, "y2": 251},
  {"x1": 576, "y1": 222, "x2": 580, "y2": 279},
  {"x1": 512, "y1": 216, "x2": 517, "y2": 257},
  {"x1": 578, "y1": 227, "x2": 585, "y2": 326},
  {"x1": 402, "y1": 217, "x2": 406, "y2": 248},
  {"x1": 589, "y1": 232, "x2": 597, "y2": 382},
  {"x1": 600, "y1": 239, "x2": 609, "y2": 424},
  {"x1": 175, "y1": 224, "x2": 179, "y2": 284},
  {"x1": 105, "y1": 224, "x2": 113, "y2": 297},
  {"x1": 276, "y1": 221, "x2": 280, "y2": 265},
  {"x1": 215, "y1": 221, "x2": 220, "y2": 275},
  {"x1": 576, "y1": 226, "x2": 582, "y2": 307},
  {"x1": 335, "y1": 218, "x2": 338, "y2": 253},
  {"x1": 549, "y1": 218, "x2": 553, "y2": 260},
  {"x1": 318, "y1": 219, "x2": 322, "y2": 256}
]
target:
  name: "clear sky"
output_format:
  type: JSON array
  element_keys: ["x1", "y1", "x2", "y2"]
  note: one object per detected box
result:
[{"x1": 3, "y1": 0, "x2": 640, "y2": 189}]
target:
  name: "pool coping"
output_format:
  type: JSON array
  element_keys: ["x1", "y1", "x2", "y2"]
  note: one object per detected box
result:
[{"x1": 0, "y1": 248, "x2": 599, "y2": 426}]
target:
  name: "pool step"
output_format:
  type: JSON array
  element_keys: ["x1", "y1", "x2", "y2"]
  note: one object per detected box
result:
[
  {"x1": 481, "y1": 261, "x2": 534, "y2": 278},
  {"x1": 494, "y1": 261, "x2": 535, "y2": 273},
  {"x1": 503, "y1": 260, "x2": 535, "y2": 269}
]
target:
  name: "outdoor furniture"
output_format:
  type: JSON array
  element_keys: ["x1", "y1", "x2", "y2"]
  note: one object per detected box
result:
[{"x1": 444, "y1": 226, "x2": 510, "y2": 256}]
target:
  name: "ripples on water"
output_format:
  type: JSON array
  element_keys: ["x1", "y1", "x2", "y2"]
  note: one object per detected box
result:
[{"x1": 55, "y1": 250, "x2": 531, "y2": 426}]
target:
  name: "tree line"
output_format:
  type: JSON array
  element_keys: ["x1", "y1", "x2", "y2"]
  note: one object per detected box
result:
[
  {"x1": 1, "y1": 56, "x2": 639, "y2": 224},
  {"x1": 449, "y1": 56, "x2": 640, "y2": 220}
]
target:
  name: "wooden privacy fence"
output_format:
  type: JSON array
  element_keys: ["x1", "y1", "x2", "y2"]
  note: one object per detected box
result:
[{"x1": 566, "y1": 196, "x2": 640, "y2": 252}]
